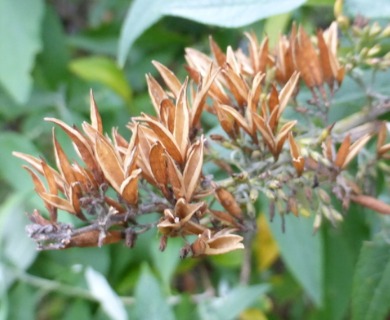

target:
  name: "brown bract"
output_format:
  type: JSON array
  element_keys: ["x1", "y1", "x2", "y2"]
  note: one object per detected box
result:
[
  {"x1": 191, "y1": 229, "x2": 244, "y2": 257},
  {"x1": 13, "y1": 91, "x2": 141, "y2": 226}
]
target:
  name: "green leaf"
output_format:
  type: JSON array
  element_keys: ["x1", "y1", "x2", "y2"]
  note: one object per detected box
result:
[
  {"x1": 0, "y1": 193, "x2": 38, "y2": 289},
  {"x1": 0, "y1": 132, "x2": 39, "y2": 192},
  {"x1": 7, "y1": 283, "x2": 37, "y2": 320},
  {"x1": 134, "y1": 263, "x2": 175, "y2": 320},
  {"x1": 118, "y1": 0, "x2": 307, "y2": 66},
  {"x1": 0, "y1": 0, "x2": 44, "y2": 104},
  {"x1": 151, "y1": 237, "x2": 182, "y2": 291},
  {"x1": 345, "y1": 0, "x2": 390, "y2": 18},
  {"x1": 118, "y1": 0, "x2": 164, "y2": 66},
  {"x1": 69, "y1": 56, "x2": 132, "y2": 103},
  {"x1": 197, "y1": 284, "x2": 269, "y2": 320},
  {"x1": 85, "y1": 267, "x2": 127, "y2": 320},
  {"x1": 352, "y1": 240, "x2": 390, "y2": 320},
  {"x1": 36, "y1": 5, "x2": 69, "y2": 89},
  {"x1": 269, "y1": 214, "x2": 323, "y2": 306},
  {"x1": 319, "y1": 224, "x2": 355, "y2": 320}
]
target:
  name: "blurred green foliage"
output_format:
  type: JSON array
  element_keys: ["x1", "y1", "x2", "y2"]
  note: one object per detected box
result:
[{"x1": 0, "y1": 0, "x2": 390, "y2": 319}]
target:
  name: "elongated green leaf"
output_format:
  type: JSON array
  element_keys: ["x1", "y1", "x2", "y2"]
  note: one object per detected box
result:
[
  {"x1": 151, "y1": 238, "x2": 182, "y2": 291},
  {"x1": 135, "y1": 264, "x2": 175, "y2": 320},
  {"x1": 118, "y1": 0, "x2": 165, "y2": 66},
  {"x1": 163, "y1": 0, "x2": 306, "y2": 27},
  {"x1": 197, "y1": 284, "x2": 269, "y2": 320},
  {"x1": 345, "y1": 0, "x2": 390, "y2": 18},
  {"x1": 118, "y1": 0, "x2": 306, "y2": 66},
  {"x1": 352, "y1": 240, "x2": 390, "y2": 320},
  {"x1": 0, "y1": 0, "x2": 44, "y2": 104},
  {"x1": 85, "y1": 267, "x2": 127, "y2": 320},
  {"x1": 69, "y1": 56, "x2": 132, "y2": 103},
  {"x1": 269, "y1": 214, "x2": 323, "y2": 306},
  {"x1": 0, "y1": 193, "x2": 38, "y2": 289}
]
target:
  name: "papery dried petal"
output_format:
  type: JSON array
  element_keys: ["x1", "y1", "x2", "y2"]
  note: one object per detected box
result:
[
  {"x1": 40, "y1": 192, "x2": 76, "y2": 214},
  {"x1": 52, "y1": 130, "x2": 77, "y2": 186},
  {"x1": 94, "y1": 133, "x2": 124, "y2": 193},
  {"x1": 173, "y1": 79, "x2": 190, "y2": 157},
  {"x1": 342, "y1": 134, "x2": 371, "y2": 169},
  {"x1": 146, "y1": 74, "x2": 169, "y2": 115},
  {"x1": 90, "y1": 90, "x2": 103, "y2": 134},
  {"x1": 191, "y1": 66, "x2": 220, "y2": 127},
  {"x1": 209, "y1": 36, "x2": 226, "y2": 67},
  {"x1": 166, "y1": 154, "x2": 185, "y2": 200},
  {"x1": 152, "y1": 60, "x2": 182, "y2": 98},
  {"x1": 120, "y1": 168, "x2": 142, "y2": 205},
  {"x1": 149, "y1": 142, "x2": 169, "y2": 196},
  {"x1": 183, "y1": 138, "x2": 204, "y2": 201},
  {"x1": 136, "y1": 114, "x2": 183, "y2": 164},
  {"x1": 277, "y1": 72, "x2": 300, "y2": 119},
  {"x1": 217, "y1": 104, "x2": 252, "y2": 136},
  {"x1": 45, "y1": 118, "x2": 98, "y2": 175}
]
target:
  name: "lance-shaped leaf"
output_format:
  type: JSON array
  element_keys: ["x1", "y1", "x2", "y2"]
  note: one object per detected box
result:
[
  {"x1": 152, "y1": 60, "x2": 182, "y2": 98},
  {"x1": 135, "y1": 114, "x2": 183, "y2": 164},
  {"x1": 94, "y1": 133, "x2": 125, "y2": 193},
  {"x1": 90, "y1": 90, "x2": 103, "y2": 134},
  {"x1": 120, "y1": 168, "x2": 142, "y2": 205},
  {"x1": 173, "y1": 79, "x2": 190, "y2": 158},
  {"x1": 45, "y1": 117, "x2": 98, "y2": 174},
  {"x1": 288, "y1": 132, "x2": 305, "y2": 177},
  {"x1": 183, "y1": 138, "x2": 204, "y2": 201}
]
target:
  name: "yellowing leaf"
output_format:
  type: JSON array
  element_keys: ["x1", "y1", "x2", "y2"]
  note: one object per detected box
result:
[
  {"x1": 69, "y1": 56, "x2": 132, "y2": 103},
  {"x1": 255, "y1": 214, "x2": 279, "y2": 271}
]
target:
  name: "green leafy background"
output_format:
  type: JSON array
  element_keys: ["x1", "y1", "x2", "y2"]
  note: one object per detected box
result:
[{"x1": 0, "y1": 0, "x2": 389, "y2": 319}]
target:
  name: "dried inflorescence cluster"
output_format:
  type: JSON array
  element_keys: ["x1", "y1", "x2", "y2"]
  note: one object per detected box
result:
[{"x1": 14, "y1": 21, "x2": 390, "y2": 256}]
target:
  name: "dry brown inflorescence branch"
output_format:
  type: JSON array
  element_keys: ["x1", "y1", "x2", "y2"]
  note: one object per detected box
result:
[{"x1": 13, "y1": 21, "x2": 390, "y2": 257}]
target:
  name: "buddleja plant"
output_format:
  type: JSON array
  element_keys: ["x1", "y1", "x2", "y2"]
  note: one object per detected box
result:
[{"x1": 13, "y1": 16, "x2": 390, "y2": 261}]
